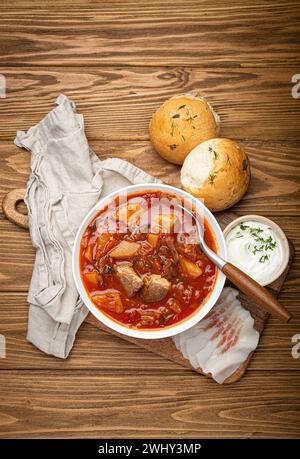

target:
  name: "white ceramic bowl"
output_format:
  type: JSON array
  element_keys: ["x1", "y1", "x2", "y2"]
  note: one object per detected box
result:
[
  {"x1": 72, "y1": 183, "x2": 226, "y2": 339},
  {"x1": 223, "y1": 214, "x2": 290, "y2": 286}
]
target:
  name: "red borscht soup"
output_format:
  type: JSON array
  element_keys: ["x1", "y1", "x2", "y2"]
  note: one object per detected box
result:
[{"x1": 80, "y1": 191, "x2": 217, "y2": 330}]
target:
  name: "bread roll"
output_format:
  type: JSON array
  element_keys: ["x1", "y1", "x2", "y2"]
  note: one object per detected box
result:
[
  {"x1": 181, "y1": 138, "x2": 250, "y2": 212},
  {"x1": 149, "y1": 93, "x2": 220, "y2": 165}
]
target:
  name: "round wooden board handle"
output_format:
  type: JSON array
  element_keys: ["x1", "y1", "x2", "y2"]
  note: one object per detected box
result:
[
  {"x1": 2, "y1": 188, "x2": 28, "y2": 229},
  {"x1": 222, "y1": 262, "x2": 292, "y2": 322}
]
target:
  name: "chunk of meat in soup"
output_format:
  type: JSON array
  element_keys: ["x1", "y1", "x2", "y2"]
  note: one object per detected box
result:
[
  {"x1": 141, "y1": 274, "x2": 171, "y2": 302},
  {"x1": 158, "y1": 237, "x2": 179, "y2": 280},
  {"x1": 115, "y1": 263, "x2": 143, "y2": 298}
]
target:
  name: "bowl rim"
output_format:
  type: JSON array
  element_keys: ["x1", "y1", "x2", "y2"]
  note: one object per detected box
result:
[
  {"x1": 223, "y1": 214, "x2": 290, "y2": 287},
  {"x1": 72, "y1": 183, "x2": 227, "y2": 339}
]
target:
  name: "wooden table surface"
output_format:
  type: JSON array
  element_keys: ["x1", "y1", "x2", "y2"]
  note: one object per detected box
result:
[{"x1": 0, "y1": 0, "x2": 299, "y2": 439}]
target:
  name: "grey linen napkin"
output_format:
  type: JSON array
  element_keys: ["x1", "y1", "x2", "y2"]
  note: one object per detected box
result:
[{"x1": 14, "y1": 94, "x2": 160, "y2": 358}]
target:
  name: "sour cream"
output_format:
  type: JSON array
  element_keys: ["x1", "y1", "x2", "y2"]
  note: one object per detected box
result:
[{"x1": 225, "y1": 220, "x2": 284, "y2": 285}]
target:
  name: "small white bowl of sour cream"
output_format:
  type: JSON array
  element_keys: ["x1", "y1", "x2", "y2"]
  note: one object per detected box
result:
[{"x1": 223, "y1": 215, "x2": 290, "y2": 287}]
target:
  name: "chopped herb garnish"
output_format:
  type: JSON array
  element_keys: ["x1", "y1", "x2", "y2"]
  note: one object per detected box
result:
[
  {"x1": 208, "y1": 173, "x2": 217, "y2": 185},
  {"x1": 252, "y1": 245, "x2": 264, "y2": 255},
  {"x1": 250, "y1": 227, "x2": 263, "y2": 235},
  {"x1": 230, "y1": 221, "x2": 278, "y2": 270},
  {"x1": 103, "y1": 264, "x2": 114, "y2": 275},
  {"x1": 265, "y1": 239, "x2": 277, "y2": 251},
  {"x1": 234, "y1": 230, "x2": 243, "y2": 238},
  {"x1": 235, "y1": 223, "x2": 277, "y2": 259},
  {"x1": 240, "y1": 223, "x2": 249, "y2": 231},
  {"x1": 259, "y1": 254, "x2": 269, "y2": 263},
  {"x1": 169, "y1": 144, "x2": 177, "y2": 150},
  {"x1": 209, "y1": 146, "x2": 218, "y2": 159},
  {"x1": 178, "y1": 104, "x2": 186, "y2": 110},
  {"x1": 172, "y1": 113, "x2": 180, "y2": 119}
]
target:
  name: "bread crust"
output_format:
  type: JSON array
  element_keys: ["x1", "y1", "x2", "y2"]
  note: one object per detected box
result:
[
  {"x1": 149, "y1": 94, "x2": 219, "y2": 165},
  {"x1": 181, "y1": 138, "x2": 250, "y2": 212}
]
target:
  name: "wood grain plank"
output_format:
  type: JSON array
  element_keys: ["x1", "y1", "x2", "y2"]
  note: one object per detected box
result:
[
  {"x1": 0, "y1": 68, "x2": 299, "y2": 141},
  {"x1": 0, "y1": 0, "x2": 297, "y2": 8},
  {"x1": 0, "y1": 0, "x2": 299, "y2": 441},
  {"x1": 0, "y1": 291, "x2": 299, "y2": 371},
  {"x1": 0, "y1": 140, "x2": 299, "y2": 216},
  {"x1": 0, "y1": 2, "x2": 299, "y2": 67},
  {"x1": 0, "y1": 370, "x2": 299, "y2": 438}
]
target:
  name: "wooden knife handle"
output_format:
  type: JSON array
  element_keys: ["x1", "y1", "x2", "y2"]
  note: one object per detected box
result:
[
  {"x1": 222, "y1": 262, "x2": 291, "y2": 322},
  {"x1": 2, "y1": 188, "x2": 28, "y2": 229}
]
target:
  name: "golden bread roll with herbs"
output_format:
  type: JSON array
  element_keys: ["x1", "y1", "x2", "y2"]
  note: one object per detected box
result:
[
  {"x1": 181, "y1": 138, "x2": 250, "y2": 212},
  {"x1": 149, "y1": 93, "x2": 220, "y2": 165}
]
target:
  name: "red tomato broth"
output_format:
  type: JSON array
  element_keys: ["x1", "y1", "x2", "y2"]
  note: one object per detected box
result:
[{"x1": 79, "y1": 191, "x2": 217, "y2": 330}]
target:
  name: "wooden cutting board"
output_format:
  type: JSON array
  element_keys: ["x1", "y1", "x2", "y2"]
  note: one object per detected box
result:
[{"x1": 2, "y1": 191, "x2": 294, "y2": 384}]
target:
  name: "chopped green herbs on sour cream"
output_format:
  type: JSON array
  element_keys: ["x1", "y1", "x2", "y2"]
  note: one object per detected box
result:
[
  {"x1": 232, "y1": 223, "x2": 277, "y2": 262},
  {"x1": 225, "y1": 220, "x2": 283, "y2": 285}
]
